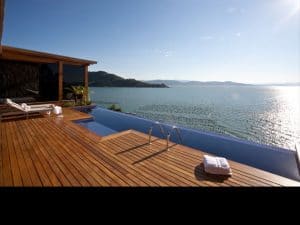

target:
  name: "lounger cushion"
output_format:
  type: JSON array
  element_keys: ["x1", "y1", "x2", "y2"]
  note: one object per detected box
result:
[
  {"x1": 21, "y1": 103, "x2": 31, "y2": 111},
  {"x1": 6, "y1": 99, "x2": 25, "y2": 111}
]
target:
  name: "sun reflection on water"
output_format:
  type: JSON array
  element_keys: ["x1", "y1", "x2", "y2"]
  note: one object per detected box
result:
[{"x1": 271, "y1": 86, "x2": 300, "y2": 150}]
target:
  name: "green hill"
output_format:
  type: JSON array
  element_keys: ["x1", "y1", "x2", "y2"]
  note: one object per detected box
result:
[{"x1": 88, "y1": 71, "x2": 168, "y2": 88}]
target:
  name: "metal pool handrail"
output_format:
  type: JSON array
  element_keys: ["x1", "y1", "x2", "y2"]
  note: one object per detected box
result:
[
  {"x1": 148, "y1": 122, "x2": 183, "y2": 150},
  {"x1": 148, "y1": 121, "x2": 167, "y2": 144},
  {"x1": 170, "y1": 125, "x2": 183, "y2": 144}
]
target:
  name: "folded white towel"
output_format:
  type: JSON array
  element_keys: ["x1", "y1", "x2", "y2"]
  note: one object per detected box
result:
[
  {"x1": 203, "y1": 155, "x2": 232, "y2": 175},
  {"x1": 53, "y1": 106, "x2": 62, "y2": 115}
]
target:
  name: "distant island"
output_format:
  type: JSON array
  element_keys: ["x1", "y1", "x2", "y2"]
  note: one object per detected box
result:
[
  {"x1": 256, "y1": 82, "x2": 300, "y2": 86},
  {"x1": 145, "y1": 80, "x2": 251, "y2": 86},
  {"x1": 88, "y1": 71, "x2": 168, "y2": 88},
  {"x1": 87, "y1": 71, "x2": 300, "y2": 88},
  {"x1": 146, "y1": 80, "x2": 300, "y2": 86}
]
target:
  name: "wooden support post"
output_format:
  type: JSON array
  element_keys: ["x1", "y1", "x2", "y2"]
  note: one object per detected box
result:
[
  {"x1": 58, "y1": 61, "x2": 63, "y2": 102},
  {"x1": 84, "y1": 65, "x2": 88, "y2": 103}
]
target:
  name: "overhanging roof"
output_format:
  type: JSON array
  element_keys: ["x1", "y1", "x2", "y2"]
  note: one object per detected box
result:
[{"x1": 0, "y1": 45, "x2": 97, "y2": 66}]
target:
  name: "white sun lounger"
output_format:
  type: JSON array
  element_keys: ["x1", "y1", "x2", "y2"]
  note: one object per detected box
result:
[{"x1": 4, "y1": 98, "x2": 55, "y2": 119}]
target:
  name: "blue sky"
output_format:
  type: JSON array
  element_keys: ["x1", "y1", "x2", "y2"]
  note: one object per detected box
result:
[{"x1": 2, "y1": 0, "x2": 300, "y2": 83}]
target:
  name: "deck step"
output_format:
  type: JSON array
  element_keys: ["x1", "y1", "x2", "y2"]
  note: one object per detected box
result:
[{"x1": 76, "y1": 120, "x2": 117, "y2": 136}]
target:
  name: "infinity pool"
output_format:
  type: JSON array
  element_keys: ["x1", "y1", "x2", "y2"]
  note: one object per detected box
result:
[{"x1": 74, "y1": 106, "x2": 300, "y2": 181}]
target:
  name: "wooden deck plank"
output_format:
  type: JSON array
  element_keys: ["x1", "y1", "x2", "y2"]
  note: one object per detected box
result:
[
  {"x1": 104, "y1": 138, "x2": 208, "y2": 186},
  {"x1": 36, "y1": 119, "x2": 106, "y2": 186},
  {"x1": 99, "y1": 142, "x2": 169, "y2": 186},
  {"x1": 5, "y1": 122, "x2": 23, "y2": 186},
  {"x1": 32, "y1": 118, "x2": 92, "y2": 186},
  {"x1": 57, "y1": 128, "x2": 139, "y2": 187},
  {"x1": 104, "y1": 135, "x2": 223, "y2": 186},
  {"x1": 21, "y1": 119, "x2": 64, "y2": 186},
  {"x1": 29, "y1": 119, "x2": 83, "y2": 186},
  {"x1": 128, "y1": 132, "x2": 281, "y2": 186},
  {"x1": 11, "y1": 121, "x2": 43, "y2": 186},
  {"x1": 17, "y1": 120, "x2": 56, "y2": 186},
  {"x1": 51, "y1": 118, "x2": 169, "y2": 186},
  {"x1": 125, "y1": 131, "x2": 281, "y2": 186},
  {"x1": 58, "y1": 108, "x2": 93, "y2": 121},
  {"x1": 40, "y1": 118, "x2": 136, "y2": 186},
  {"x1": 1, "y1": 122, "x2": 14, "y2": 186},
  {"x1": 116, "y1": 138, "x2": 233, "y2": 187},
  {"x1": 108, "y1": 137, "x2": 232, "y2": 187},
  {"x1": 54, "y1": 132, "x2": 123, "y2": 186},
  {"x1": 99, "y1": 141, "x2": 180, "y2": 186},
  {"x1": 102, "y1": 130, "x2": 290, "y2": 186},
  {"x1": 8, "y1": 122, "x2": 33, "y2": 186},
  {"x1": 1, "y1": 107, "x2": 299, "y2": 187},
  {"x1": 76, "y1": 136, "x2": 161, "y2": 185},
  {"x1": 119, "y1": 134, "x2": 272, "y2": 186},
  {"x1": 99, "y1": 141, "x2": 177, "y2": 186},
  {"x1": 62, "y1": 121, "x2": 102, "y2": 144}
]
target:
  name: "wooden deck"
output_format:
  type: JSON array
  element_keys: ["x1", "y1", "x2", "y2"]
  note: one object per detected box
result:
[{"x1": 0, "y1": 108, "x2": 299, "y2": 187}]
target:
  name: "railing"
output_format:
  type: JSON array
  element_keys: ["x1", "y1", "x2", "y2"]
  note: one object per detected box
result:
[
  {"x1": 170, "y1": 125, "x2": 183, "y2": 144},
  {"x1": 148, "y1": 121, "x2": 166, "y2": 144},
  {"x1": 148, "y1": 122, "x2": 183, "y2": 150}
]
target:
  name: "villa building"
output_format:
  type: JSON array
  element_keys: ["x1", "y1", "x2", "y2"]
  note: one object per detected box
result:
[{"x1": 0, "y1": 46, "x2": 96, "y2": 102}]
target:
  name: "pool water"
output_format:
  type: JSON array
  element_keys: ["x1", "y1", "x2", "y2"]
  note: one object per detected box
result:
[{"x1": 75, "y1": 119, "x2": 117, "y2": 136}]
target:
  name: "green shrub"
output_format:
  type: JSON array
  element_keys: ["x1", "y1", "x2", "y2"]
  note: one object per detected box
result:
[
  {"x1": 108, "y1": 104, "x2": 122, "y2": 112},
  {"x1": 62, "y1": 101, "x2": 75, "y2": 107},
  {"x1": 65, "y1": 85, "x2": 91, "y2": 105}
]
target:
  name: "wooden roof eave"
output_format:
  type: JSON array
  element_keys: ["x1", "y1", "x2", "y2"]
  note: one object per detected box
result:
[{"x1": 0, "y1": 45, "x2": 97, "y2": 66}]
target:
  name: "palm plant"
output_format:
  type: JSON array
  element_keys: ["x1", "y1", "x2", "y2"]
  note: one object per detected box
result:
[{"x1": 65, "y1": 85, "x2": 85, "y2": 104}]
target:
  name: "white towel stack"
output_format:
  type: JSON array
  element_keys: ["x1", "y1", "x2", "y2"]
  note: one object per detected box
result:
[
  {"x1": 53, "y1": 106, "x2": 62, "y2": 115},
  {"x1": 203, "y1": 155, "x2": 232, "y2": 176}
]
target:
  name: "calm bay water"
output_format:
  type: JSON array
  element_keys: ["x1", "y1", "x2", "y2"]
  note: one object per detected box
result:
[{"x1": 90, "y1": 86, "x2": 300, "y2": 150}]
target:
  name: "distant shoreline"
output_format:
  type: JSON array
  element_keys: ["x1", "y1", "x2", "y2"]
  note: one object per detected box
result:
[
  {"x1": 145, "y1": 79, "x2": 300, "y2": 87},
  {"x1": 89, "y1": 84, "x2": 300, "y2": 88},
  {"x1": 87, "y1": 70, "x2": 299, "y2": 88}
]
